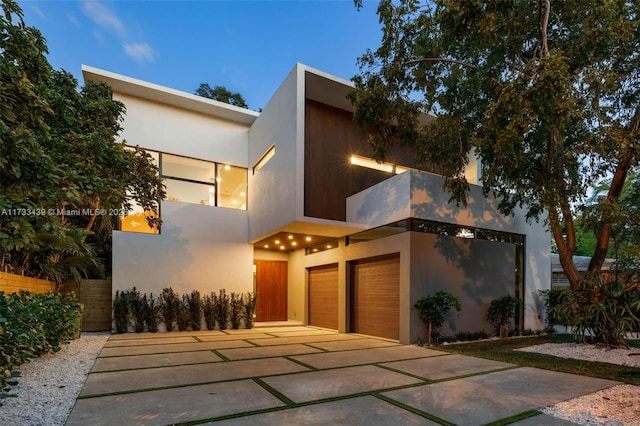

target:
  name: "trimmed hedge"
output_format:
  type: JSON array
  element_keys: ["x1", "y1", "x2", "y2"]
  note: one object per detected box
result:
[{"x1": 0, "y1": 291, "x2": 82, "y2": 392}]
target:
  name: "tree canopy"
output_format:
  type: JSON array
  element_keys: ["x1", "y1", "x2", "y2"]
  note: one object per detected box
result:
[
  {"x1": 195, "y1": 83, "x2": 248, "y2": 108},
  {"x1": 351, "y1": 0, "x2": 639, "y2": 291},
  {"x1": 0, "y1": 0, "x2": 164, "y2": 282}
]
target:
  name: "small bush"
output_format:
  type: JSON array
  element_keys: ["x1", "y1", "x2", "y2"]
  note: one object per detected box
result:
[
  {"x1": 539, "y1": 288, "x2": 570, "y2": 332},
  {"x1": 143, "y1": 293, "x2": 160, "y2": 333},
  {"x1": 203, "y1": 293, "x2": 216, "y2": 330},
  {"x1": 186, "y1": 290, "x2": 203, "y2": 331},
  {"x1": 113, "y1": 290, "x2": 129, "y2": 334},
  {"x1": 0, "y1": 291, "x2": 81, "y2": 392},
  {"x1": 487, "y1": 294, "x2": 519, "y2": 338},
  {"x1": 177, "y1": 295, "x2": 190, "y2": 331},
  {"x1": 243, "y1": 292, "x2": 257, "y2": 329},
  {"x1": 159, "y1": 287, "x2": 180, "y2": 332},
  {"x1": 214, "y1": 289, "x2": 229, "y2": 330},
  {"x1": 414, "y1": 291, "x2": 461, "y2": 345},
  {"x1": 128, "y1": 288, "x2": 146, "y2": 333},
  {"x1": 229, "y1": 292, "x2": 242, "y2": 329},
  {"x1": 455, "y1": 330, "x2": 490, "y2": 341}
]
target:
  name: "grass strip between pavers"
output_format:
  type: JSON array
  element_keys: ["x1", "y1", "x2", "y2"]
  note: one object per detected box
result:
[
  {"x1": 484, "y1": 409, "x2": 542, "y2": 425},
  {"x1": 283, "y1": 356, "x2": 318, "y2": 370},
  {"x1": 89, "y1": 360, "x2": 224, "y2": 374},
  {"x1": 301, "y1": 343, "x2": 330, "y2": 352},
  {"x1": 192, "y1": 336, "x2": 203, "y2": 342},
  {"x1": 252, "y1": 378, "x2": 295, "y2": 405},
  {"x1": 174, "y1": 382, "x2": 447, "y2": 425},
  {"x1": 373, "y1": 393, "x2": 455, "y2": 426},
  {"x1": 212, "y1": 350, "x2": 231, "y2": 362}
]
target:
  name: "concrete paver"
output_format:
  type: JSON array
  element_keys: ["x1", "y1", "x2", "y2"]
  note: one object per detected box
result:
[
  {"x1": 307, "y1": 338, "x2": 401, "y2": 351},
  {"x1": 92, "y1": 350, "x2": 223, "y2": 372},
  {"x1": 98, "y1": 340, "x2": 254, "y2": 357},
  {"x1": 291, "y1": 345, "x2": 444, "y2": 369},
  {"x1": 68, "y1": 326, "x2": 622, "y2": 426},
  {"x1": 382, "y1": 367, "x2": 619, "y2": 426},
  {"x1": 66, "y1": 380, "x2": 285, "y2": 426},
  {"x1": 81, "y1": 357, "x2": 309, "y2": 396},
  {"x1": 195, "y1": 333, "x2": 273, "y2": 342},
  {"x1": 381, "y1": 353, "x2": 514, "y2": 380},
  {"x1": 213, "y1": 395, "x2": 438, "y2": 425},
  {"x1": 248, "y1": 333, "x2": 365, "y2": 346},
  {"x1": 218, "y1": 343, "x2": 323, "y2": 360},
  {"x1": 266, "y1": 330, "x2": 337, "y2": 337},
  {"x1": 262, "y1": 365, "x2": 423, "y2": 403},
  {"x1": 104, "y1": 336, "x2": 198, "y2": 347}
]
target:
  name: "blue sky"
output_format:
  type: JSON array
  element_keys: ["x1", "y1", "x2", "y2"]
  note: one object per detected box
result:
[{"x1": 20, "y1": 0, "x2": 383, "y2": 110}]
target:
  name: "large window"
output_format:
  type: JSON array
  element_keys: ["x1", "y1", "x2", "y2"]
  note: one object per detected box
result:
[
  {"x1": 161, "y1": 153, "x2": 247, "y2": 209},
  {"x1": 120, "y1": 149, "x2": 247, "y2": 234}
]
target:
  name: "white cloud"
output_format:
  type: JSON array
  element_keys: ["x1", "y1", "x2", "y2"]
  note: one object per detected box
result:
[
  {"x1": 124, "y1": 42, "x2": 157, "y2": 64},
  {"x1": 67, "y1": 14, "x2": 80, "y2": 28},
  {"x1": 82, "y1": 0, "x2": 126, "y2": 38},
  {"x1": 30, "y1": 5, "x2": 46, "y2": 20}
]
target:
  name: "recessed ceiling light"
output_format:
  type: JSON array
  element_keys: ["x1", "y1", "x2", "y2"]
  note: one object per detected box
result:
[
  {"x1": 275, "y1": 240, "x2": 280, "y2": 244},
  {"x1": 264, "y1": 244, "x2": 269, "y2": 248},
  {"x1": 292, "y1": 242, "x2": 297, "y2": 246},
  {"x1": 326, "y1": 245, "x2": 332, "y2": 249},
  {"x1": 305, "y1": 236, "x2": 312, "y2": 242},
  {"x1": 224, "y1": 165, "x2": 231, "y2": 170},
  {"x1": 240, "y1": 192, "x2": 246, "y2": 197},
  {"x1": 288, "y1": 235, "x2": 293, "y2": 239},
  {"x1": 280, "y1": 245, "x2": 286, "y2": 250}
]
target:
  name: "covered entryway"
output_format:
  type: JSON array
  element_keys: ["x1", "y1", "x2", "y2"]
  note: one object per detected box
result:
[
  {"x1": 308, "y1": 263, "x2": 339, "y2": 330},
  {"x1": 255, "y1": 260, "x2": 288, "y2": 321},
  {"x1": 350, "y1": 254, "x2": 400, "y2": 340}
]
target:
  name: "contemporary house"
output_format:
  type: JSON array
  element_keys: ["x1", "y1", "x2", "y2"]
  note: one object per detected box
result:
[{"x1": 83, "y1": 63, "x2": 550, "y2": 343}]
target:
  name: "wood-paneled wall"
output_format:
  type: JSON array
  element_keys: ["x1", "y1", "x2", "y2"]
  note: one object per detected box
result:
[{"x1": 304, "y1": 99, "x2": 416, "y2": 221}]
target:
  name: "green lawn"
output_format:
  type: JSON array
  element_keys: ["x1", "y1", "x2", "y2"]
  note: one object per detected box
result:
[{"x1": 437, "y1": 334, "x2": 640, "y2": 386}]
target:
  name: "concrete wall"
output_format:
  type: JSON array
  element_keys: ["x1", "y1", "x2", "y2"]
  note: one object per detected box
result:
[
  {"x1": 248, "y1": 65, "x2": 303, "y2": 241},
  {"x1": 114, "y1": 93, "x2": 249, "y2": 166},
  {"x1": 409, "y1": 233, "x2": 515, "y2": 340},
  {"x1": 112, "y1": 202, "x2": 253, "y2": 297},
  {"x1": 347, "y1": 170, "x2": 550, "y2": 331}
]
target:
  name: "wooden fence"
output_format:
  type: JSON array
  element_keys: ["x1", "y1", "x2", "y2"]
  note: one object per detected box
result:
[{"x1": 61, "y1": 279, "x2": 112, "y2": 332}]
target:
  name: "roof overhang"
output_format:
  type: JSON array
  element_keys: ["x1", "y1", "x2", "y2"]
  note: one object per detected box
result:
[{"x1": 82, "y1": 65, "x2": 259, "y2": 126}]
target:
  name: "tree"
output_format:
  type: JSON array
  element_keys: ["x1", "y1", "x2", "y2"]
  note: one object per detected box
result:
[
  {"x1": 351, "y1": 0, "x2": 639, "y2": 294},
  {"x1": 195, "y1": 83, "x2": 248, "y2": 108},
  {"x1": 0, "y1": 0, "x2": 164, "y2": 281},
  {"x1": 414, "y1": 291, "x2": 461, "y2": 345}
]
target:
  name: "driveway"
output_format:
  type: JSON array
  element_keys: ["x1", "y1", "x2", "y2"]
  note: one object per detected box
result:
[{"x1": 66, "y1": 325, "x2": 617, "y2": 425}]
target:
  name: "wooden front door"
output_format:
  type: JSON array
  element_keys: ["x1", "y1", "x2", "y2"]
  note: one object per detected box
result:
[{"x1": 255, "y1": 260, "x2": 288, "y2": 321}]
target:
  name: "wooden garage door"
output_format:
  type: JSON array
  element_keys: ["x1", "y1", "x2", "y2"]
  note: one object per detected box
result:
[
  {"x1": 308, "y1": 264, "x2": 339, "y2": 330},
  {"x1": 350, "y1": 254, "x2": 399, "y2": 340}
]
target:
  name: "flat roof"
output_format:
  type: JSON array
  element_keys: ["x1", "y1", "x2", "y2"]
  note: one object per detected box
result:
[{"x1": 82, "y1": 65, "x2": 259, "y2": 126}]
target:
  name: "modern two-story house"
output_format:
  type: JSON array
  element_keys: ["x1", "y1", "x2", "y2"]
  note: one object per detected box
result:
[{"x1": 83, "y1": 63, "x2": 550, "y2": 343}]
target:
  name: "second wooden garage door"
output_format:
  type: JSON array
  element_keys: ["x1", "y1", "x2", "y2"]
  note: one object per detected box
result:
[
  {"x1": 308, "y1": 264, "x2": 339, "y2": 330},
  {"x1": 350, "y1": 254, "x2": 400, "y2": 340}
]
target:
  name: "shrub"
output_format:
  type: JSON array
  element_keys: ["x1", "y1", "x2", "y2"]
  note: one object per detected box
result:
[
  {"x1": 143, "y1": 293, "x2": 160, "y2": 333},
  {"x1": 214, "y1": 289, "x2": 229, "y2": 330},
  {"x1": 176, "y1": 295, "x2": 190, "y2": 331},
  {"x1": 186, "y1": 290, "x2": 203, "y2": 331},
  {"x1": 414, "y1": 291, "x2": 461, "y2": 345},
  {"x1": 159, "y1": 287, "x2": 180, "y2": 332},
  {"x1": 229, "y1": 292, "x2": 242, "y2": 329},
  {"x1": 455, "y1": 330, "x2": 490, "y2": 341},
  {"x1": 539, "y1": 288, "x2": 571, "y2": 332},
  {"x1": 203, "y1": 293, "x2": 216, "y2": 330},
  {"x1": 113, "y1": 290, "x2": 129, "y2": 334},
  {"x1": 243, "y1": 292, "x2": 257, "y2": 329},
  {"x1": 553, "y1": 276, "x2": 640, "y2": 347},
  {"x1": 487, "y1": 294, "x2": 519, "y2": 338},
  {"x1": 128, "y1": 288, "x2": 146, "y2": 333},
  {"x1": 0, "y1": 291, "x2": 81, "y2": 392}
]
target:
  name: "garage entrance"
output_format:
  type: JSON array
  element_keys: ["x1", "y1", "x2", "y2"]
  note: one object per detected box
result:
[
  {"x1": 350, "y1": 254, "x2": 400, "y2": 340},
  {"x1": 308, "y1": 263, "x2": 339, "y2": 330}
]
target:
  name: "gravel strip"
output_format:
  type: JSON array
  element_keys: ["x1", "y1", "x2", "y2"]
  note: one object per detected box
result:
[
  {"x1": 0, "y1": 332, "x2": 110, "y2": 426},
  {"x1": 518, "y1": 343, "x2": 640, "y2": 425}
]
